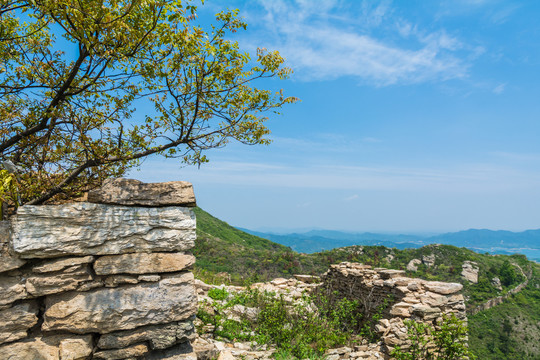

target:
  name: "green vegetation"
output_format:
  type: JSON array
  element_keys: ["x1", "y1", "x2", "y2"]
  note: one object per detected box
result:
[
  {"x1": 193, "y1": 207, "x2": 540, "y2": 359},
  {"x1": 391, "y1": 315, "x2": 475, "y2": 360},
  {"x1": 198, "y1": 288, "x2": 364, "y2": 359},
  {"x1": 0, "y1": 1, "x2": 296, "y2": 205}
]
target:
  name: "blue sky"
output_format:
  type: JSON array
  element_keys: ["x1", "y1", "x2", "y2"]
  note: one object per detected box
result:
[{"x1": 133, "y1": 0, "x2": 540, "y2": 233}]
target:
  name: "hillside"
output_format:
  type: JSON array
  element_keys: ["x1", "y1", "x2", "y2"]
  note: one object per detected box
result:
[
  {"x1": 244, "y1": 228, "x2": 540, "y2": 261},
  {"x1": 193, "y1": 207, "x2": 540, "y2": 359}
]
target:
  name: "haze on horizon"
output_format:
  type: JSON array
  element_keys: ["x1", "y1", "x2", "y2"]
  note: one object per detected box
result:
[{"x1": 133, "y1": 0, "x2": 540, "y2": 234}]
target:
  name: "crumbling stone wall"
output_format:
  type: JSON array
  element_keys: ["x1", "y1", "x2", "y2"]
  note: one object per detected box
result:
[
  {"x1": 0, "y1": 178, "x2": 198, "y2": 359},
  {"x1": 321, "y1": 262, "x2": 467, "y2": 355}
]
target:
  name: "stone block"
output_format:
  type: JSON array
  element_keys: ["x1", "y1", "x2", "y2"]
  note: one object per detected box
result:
[
  {"x1": 0, "y1": 335, "x2": 92, "y2": 360},
  {"x1": 94, "y1": 253, "x2": 195, "y2": 275},
  {"x1": 97, "y1": 321, "x2": 195, "y2": 350},
  {"x1": 32, "y1": 256, "x2": 95, "y2": 273},
  {"x1": 423, "y1": 281, "x2": 462, "y2": 295},
  {"x1": 0, "y1": 274, "x2": 27, "y2": 307},
  {"x1": 93, "y1": 344, "x2": 149, "y2": 360},
  {"x1": 26, "y1": 264, "x2": 93, "y2": 297},
  {"x1": 43, "y1": 272, "x2": 197, "y2": 334},
  {"x1": 87, "y1": 178, "x2": 196, "y2": 207},
  {"x1": 0, "y1": 221, "x2": 25, "y2": 273},
  {"x1": 0, "y1": 301, "x2": 39, "y2": 345},
  {"x1": 12, "y1": 203, "x2": 196, "y2": 258}
]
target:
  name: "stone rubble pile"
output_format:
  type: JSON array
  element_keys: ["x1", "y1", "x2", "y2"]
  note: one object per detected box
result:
[
  {"x1": 193, "y1": 276, "x2": 386, "y2": 360},
  {"x1": 0, "y1": 178, "x2": 199, "y2": 360},
  {"x1": 321, "y1": 262, "x2": 467, "y2": 355}
]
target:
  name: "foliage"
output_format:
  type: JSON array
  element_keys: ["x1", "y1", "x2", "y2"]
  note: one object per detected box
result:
[
  {"x1": 0, "y1": 168, "x2": 18, "y2": 218},
  {"x1": 197, "y1": 288, "x2": 363, "y2": 359},
  {"x1": 391, "y1": 315, "x2": 476, "y2": 360},
  {"x1": 0, "y1": 0, "x2": 296, "y2": 205}
]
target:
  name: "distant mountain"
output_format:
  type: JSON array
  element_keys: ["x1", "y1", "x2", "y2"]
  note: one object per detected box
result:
[
  {"x1": 429, "y1": 229, "x2": 540, "y2": 249},
  {"x1": 241, "y1": 228, "x2": 540, "y2": 261},
  {"x1": 240, "y1": 228, "x2": 425, "y2": 253}
]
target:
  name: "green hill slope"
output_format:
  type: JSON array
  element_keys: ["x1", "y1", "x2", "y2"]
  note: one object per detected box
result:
[{"x1": 192, "y1": 207, "x2": 540, "y2": 359}]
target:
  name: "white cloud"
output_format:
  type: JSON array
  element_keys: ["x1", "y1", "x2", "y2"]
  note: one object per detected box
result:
[
  {"x1": 492, "y1": 83, "x2": 506, "y2": 94},
  {"x1": 240, "y1": 0, "x2": 471, "y2": 85}
]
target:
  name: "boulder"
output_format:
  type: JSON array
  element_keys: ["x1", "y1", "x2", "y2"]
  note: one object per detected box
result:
[
  {"x1": 94, "y1": 253, "x2": 195, "y2": 275},
  {"x1": 87, "y1": 178, "x2": 196, "y2": 207},
  {"x1": 11, "y1": 203, "x2": 196, "y2": 258},
  {"x1": 97, "y1": 321, "x2": 195, "y2": 350},
  {"x1": 0, "y1": 335, "x2": 93, "y2": 360},
  {"x1": 0, "y1": 301, "x2": 39, "y2": 345},
  {"x1": 0, "y1": 221, "x2": 25, "y2": 273},
  {"x1": 491, "y1": 277, "x2": 503, "y2": 291},
  {"x1": 43, "y1": 272, "x2": 196, "y2": 334},
  {"x1": 406, "y1": 259, "x2": 421, "y2": 272},
  {"x1": 461, "y1": 261, "x2": 479, "y2": 284},
  {"x1": 422, "y1": 254, "x2": 436, "y2": 267}
]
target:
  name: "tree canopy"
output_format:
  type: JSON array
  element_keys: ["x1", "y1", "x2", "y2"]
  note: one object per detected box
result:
[{"x1": 0, "y1": 0, "x2": 296, "y2": 206}]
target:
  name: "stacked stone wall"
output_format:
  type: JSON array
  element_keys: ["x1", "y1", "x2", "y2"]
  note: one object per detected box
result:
[
  {"x1": 0, "y1": 178, "x2": 198, "y2": 360},
  {"x1": 321, "y1": 262, "x2": 467, "y2": 355}
]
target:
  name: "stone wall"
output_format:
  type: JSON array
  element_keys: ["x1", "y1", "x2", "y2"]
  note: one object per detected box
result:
[
  {"x1": 0, "y1": 178, "x2": 198, "y2": 360},
  {"x1": 321, "y1": 262, "x2": 467, "y2": 355}
]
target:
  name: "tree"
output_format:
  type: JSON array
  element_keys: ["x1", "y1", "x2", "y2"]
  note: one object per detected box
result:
[{"x1": 0, "y1": 0, "x2": 296, "y2": 206}]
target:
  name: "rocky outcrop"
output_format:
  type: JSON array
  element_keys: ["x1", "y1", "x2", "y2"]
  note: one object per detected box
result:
[
  {"x1": 461, "y1": 260, "x2": 479, "y2": 283},
  {"x1": 0, "y1": 179, "x2": 198, "y2": 359},
  {"x1": 406, "y1": 258, "x2": 421, "y2": 272}
]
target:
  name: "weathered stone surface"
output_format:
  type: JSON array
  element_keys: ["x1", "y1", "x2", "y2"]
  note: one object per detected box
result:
[
  {"x1": 94, "y1": 253, "x2": 195, "y2": 275},
  {"x1": 97, "y1": 321, "x2": 195, "y2": 350},
  {"x1": 32, "y1": 256, "x2": 95, "y2": 273},
  {"x1": 461, "y1": 260, "x2": 479, "y2": 284},
  {"x1": 423, "y1": 281, "x2": 463, "y2": 295},
  {"x1": 0, "y1": 274, "x2": 27, "y2": 307},
  {"x1": 104, "y1": 275, "x2": 139, "y2": 287},
  {"x1": 26, "y1": 264, "x2": 93, "y2": 296},
  {"x1": 87, "y1": 178, "x2": 196, "y2": 207},
  {"x1": 43, "y1": 272, "x2": 196, "y2": 334},
  {"x1": 0, "y1": 335, "x2": 92, "y2": 360},
  {"x1": 93, "y1": 344, "x2": 149, "y2": 360},
  {"x1": 11, "y1": 203, "x2": 196, "y2": 258},
  {"x1": 0, "y1": 301, "x2": 38, "y2": 345},
  {"x1": 0, "y1": 221, "x2": 25, "y2": 273},
  {"x1": 59, "y1": 336, "x2": 94, "y2": 360}
]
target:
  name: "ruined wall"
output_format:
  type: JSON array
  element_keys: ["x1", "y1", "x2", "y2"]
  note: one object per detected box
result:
[
  {"x1": 0, "y1": 178, "x2": 198, "y2": 360},
  {"x1": 321, "y1": 262, "x2": 467, "y2": 354}
]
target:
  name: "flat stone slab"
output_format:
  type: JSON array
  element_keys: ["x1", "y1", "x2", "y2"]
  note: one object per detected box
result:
[
  {"x1": 87, "y1": 178, "x2": 196, "y2": 207},
  {"x1": 423, "y1": 281, "x2": 463, "y2": 295},
  {"x1": 97, "y1": 321, "x2": 195, "y2": 350},
  {"x1": 94, "y1": 253, "x2": 195, "y2": 275},
  {"x1": 11, "y1": 203, "x2": 196, "y2": 258},
  {"x1": 43, "y1": 272, "x2": 196, "y2": 334},
  {"x1": 0, "y1": 335, "x2": 93, "y2": 360},
  {"x1": 26, "y1": 264, "x2": 93, "y2": 297},
  {"x1": 32, "y1": 256, "x2": 95, "y2": 273}
]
